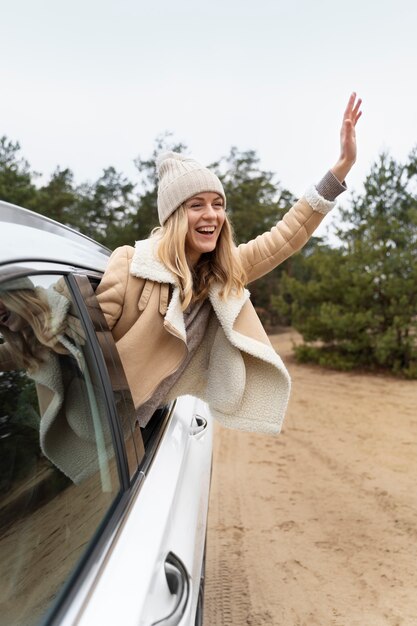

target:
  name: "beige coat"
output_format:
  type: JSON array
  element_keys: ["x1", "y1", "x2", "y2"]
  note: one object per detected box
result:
[{"x1": 96, "y1": 187, "x2": 335, "y2": 434}]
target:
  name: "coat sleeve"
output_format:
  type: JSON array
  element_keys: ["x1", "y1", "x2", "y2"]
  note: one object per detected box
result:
[
  {"x1": 95, "y1": 246, "x2": 132, "y2": 330},
  {"x1": 237, "y1": 187, "x2": 336, "y2": 284}
]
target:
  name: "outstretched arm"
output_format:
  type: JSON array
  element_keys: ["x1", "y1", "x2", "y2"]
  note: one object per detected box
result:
[{"x1": 239, "y1": 93, "x2": 363, "y2": 283}]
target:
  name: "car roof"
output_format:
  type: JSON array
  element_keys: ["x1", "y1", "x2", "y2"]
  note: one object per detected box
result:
[{"x1": 0, "y1": 200, "x2": 111, "y2": 273}]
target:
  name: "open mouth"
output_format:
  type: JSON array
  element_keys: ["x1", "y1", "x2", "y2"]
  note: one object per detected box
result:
[{"x1": 196, "y1": 226, "x2": 216, "y2": 236}]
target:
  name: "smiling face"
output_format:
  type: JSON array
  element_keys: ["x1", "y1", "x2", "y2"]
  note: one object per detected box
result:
[{"x1": 184, "y1": 192, "x2": 226, "y2": 266}]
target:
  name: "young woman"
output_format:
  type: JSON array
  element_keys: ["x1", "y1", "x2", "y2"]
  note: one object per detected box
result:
[{"x1": 96, "y1": 93, "x2": 362, "y2": 432}]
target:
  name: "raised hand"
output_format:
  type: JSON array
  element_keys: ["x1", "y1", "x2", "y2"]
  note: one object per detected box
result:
[{"x1": 331, "y1": 92, "x2": 362, "y2": 183}]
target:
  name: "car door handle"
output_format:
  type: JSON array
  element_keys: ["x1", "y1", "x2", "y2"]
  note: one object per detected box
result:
[
  {"x1": 190, "y1": 414, "x2": 207, "y2": 436},
  {"x1": 151, "y1": 552, "x2": 190, "y2": 626}
]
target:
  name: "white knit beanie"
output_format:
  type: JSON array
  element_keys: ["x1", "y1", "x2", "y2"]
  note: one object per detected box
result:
[
  {"x1": 0, "y1": 276, "x2": 35, "y2": 292},
  {"x1": 156, "y1": 151, "x2": 226, "y2": 225}
]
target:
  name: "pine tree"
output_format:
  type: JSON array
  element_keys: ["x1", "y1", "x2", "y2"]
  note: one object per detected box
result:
[{"x1": 0, "y1": 136, "x2": 38, "y2": 207}]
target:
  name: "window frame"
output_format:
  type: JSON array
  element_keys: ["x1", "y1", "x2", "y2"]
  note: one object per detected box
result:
[{"x1": 68, "y1": 272, "x2": 144, "y2": 485}]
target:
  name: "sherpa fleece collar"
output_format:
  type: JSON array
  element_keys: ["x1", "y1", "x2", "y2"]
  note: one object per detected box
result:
[
  {"x1": 130, "y1": 238, "x2": 176, "y2": 285},
  {"x1": 130, "y1": 238, "x2": 250, "y2": 344}
]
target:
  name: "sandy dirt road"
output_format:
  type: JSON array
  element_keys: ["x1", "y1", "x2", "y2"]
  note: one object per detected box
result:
[{"x1": 203, "y1": 329, "x2": 417, "y2": 626}]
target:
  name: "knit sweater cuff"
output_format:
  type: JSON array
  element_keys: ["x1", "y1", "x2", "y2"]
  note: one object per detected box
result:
[{"x1": 316, "y1": 170, "x2": 347, "y2": 201}]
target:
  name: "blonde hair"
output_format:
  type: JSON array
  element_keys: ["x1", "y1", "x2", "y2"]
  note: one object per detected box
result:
[
  {"x1": 0, "y1": 324, "x2": 48, "y2": 372},
  {"x1": 153, "y1": 205, "x2": 247, "y2": 310},
  {"x1": 0, "y1": 289, "x2": 67, "y2": 372}
]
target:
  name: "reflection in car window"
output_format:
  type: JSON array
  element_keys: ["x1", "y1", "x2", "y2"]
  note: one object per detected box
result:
[{"x1": 0, "y1": 275, "x2": 120, "y2": 625}]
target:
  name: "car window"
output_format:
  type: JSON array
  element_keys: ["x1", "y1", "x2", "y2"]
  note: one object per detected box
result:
[{"x1": 0, "y1": 274, "x2": 121, "y2": 626}]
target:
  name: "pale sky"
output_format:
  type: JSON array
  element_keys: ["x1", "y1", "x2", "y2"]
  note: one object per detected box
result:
[{"x1": 1, "y1": 0, "x2": 416, "y2": 238}]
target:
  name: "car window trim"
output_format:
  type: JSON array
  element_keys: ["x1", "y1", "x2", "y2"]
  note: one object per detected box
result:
[{"x1": 66, "y1": 273, "x2": 132, "y2": 490}]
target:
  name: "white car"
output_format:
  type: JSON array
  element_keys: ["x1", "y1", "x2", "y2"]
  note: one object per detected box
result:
[{"x1": 0, "y1": 201, "x2": 213, "y2": 626}]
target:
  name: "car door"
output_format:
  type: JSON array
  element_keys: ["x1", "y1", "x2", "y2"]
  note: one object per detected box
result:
[
  {"x1": 0, "y1": 264, "x2": 212, "y2": 626},
  {"x1": 70, "y1": 272, "x2": 213, "y2": 626}
]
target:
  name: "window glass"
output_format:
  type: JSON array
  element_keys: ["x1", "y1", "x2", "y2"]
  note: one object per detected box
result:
[{"x1": 0, "y1": 274, "x2": 120, "y2": 626}]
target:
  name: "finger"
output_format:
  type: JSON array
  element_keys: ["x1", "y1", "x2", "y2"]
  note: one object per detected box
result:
[
  {"x1": 352, "y1": 97, "x2": 362, "y2": 117},
  {"x1": 343, "y1": 92, "x2": 356, "y2": 118},
  {"x1": 353, "y1": 110, "x2": 362, "y2": 126}
]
